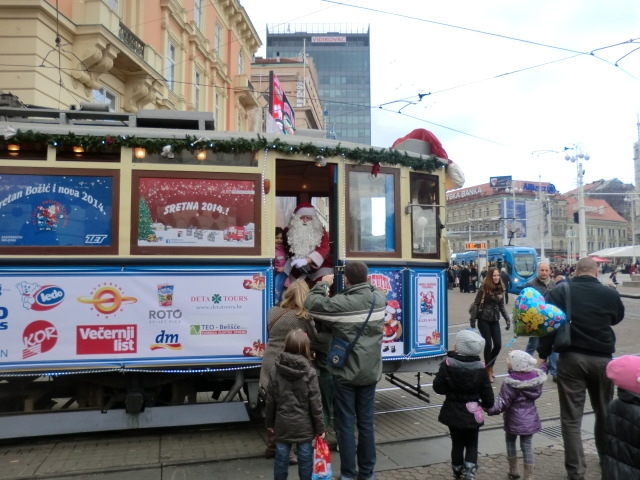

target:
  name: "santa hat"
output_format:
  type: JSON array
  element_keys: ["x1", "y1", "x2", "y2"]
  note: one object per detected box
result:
[
  {"x1": 385, "y1": 300, "x2": 401, "y2": 314},
  {"x1": 509, "y1": 350, "x2": 537, "y2": 373},
  {"x1": 607, "y1": 355, "x2": 640, "y2": 394},
  {"x1": 293, "y1": 202, "x2": 316, "y2": 217}
]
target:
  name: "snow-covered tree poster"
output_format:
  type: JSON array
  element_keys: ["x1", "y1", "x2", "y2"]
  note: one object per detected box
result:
[{"x1": 136, "y1": 176, "x2": 256, "y2": 248}]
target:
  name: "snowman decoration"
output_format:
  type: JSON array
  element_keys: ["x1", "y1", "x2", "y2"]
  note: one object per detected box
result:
[{"x1": 382, "y1": 300, "x2": 402, "y2": 353}]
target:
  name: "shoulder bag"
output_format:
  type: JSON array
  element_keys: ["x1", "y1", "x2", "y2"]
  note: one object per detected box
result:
[
  {"x1": 327, "y1": 293, "x2": 376, "y2": 368},
  {"x1": 553, "y1": 282, "x2": 572, "y2": 352}
]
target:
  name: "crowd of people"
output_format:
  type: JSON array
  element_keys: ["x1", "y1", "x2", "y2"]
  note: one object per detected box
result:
[{"x1": 263, "y1": 204, "x2": 635, "y2": 480}]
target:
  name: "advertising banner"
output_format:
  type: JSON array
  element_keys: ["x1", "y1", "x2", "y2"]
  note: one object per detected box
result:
[
  {"x1": 409, "y1": 269, "x2": 447, "y2": 356},
  {"x1": 0, "y1": 171, "x2": 115, "y2": 249},
  {"x1": 368, "y1": 268, "x2": 404, "y2": 357},
  {"x1": 0, "y1": 268, "x2": 268, "y2": 371}
]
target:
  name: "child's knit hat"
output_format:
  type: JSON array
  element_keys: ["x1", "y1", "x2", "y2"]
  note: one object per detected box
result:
[
  {"x1": 606, "y1": 355, "x2": 640, "y2": 394},
  {"x1": 509, "y1": 350, "x2": 537, "y2": 373},
  {"x1": 456, "y1": 329, "x2": 485, "y2": 357}
]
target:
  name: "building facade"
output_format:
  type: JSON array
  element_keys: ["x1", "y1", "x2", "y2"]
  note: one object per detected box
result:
[
  {"x1": 251, "y1": 56, "x2": 324, "y2": 132},
  {"x1": 0, "y1": 0, "x2": 261, "y2": 131},
  {"x1": 265, "y1": 24, "x2": 371, "y2": 144},
  {"x1": 446, "y1": 179, "x2": 630, "y2": 265}
]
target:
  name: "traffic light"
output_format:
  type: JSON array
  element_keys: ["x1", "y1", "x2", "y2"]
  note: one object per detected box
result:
[{"x1": 573, "y1": 211, "x2": 579, "y2": 223}]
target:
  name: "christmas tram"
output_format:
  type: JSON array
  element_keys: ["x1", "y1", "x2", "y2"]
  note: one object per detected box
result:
[{"x1": 0, "y1": 107, "x2": 463, "y2": 439}]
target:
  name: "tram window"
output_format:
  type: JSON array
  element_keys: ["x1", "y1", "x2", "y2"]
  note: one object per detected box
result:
[
  {"x1": 346, "y1": 166, "x2": 399, "y2": 256},
  {"x1": 409, "y1": 173, "x2": 439, "y2": 258}
]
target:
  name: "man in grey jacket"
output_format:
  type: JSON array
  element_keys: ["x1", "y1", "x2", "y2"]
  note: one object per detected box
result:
[{"x1": 305, "y1": 261, "x2": 387, "y2": 480}]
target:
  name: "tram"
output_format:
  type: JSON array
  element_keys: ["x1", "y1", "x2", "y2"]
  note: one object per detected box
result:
[{"x1": 0, "y1": 107, "x2": 460, "y2": 439}]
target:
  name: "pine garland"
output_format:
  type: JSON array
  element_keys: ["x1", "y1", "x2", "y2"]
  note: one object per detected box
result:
[{"x1": 2, "y1": 130, "x2": 444, "y2": 173}]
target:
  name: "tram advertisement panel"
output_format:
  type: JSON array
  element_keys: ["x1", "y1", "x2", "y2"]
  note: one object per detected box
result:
[
  {"x1": 0, "y1": 268, "x2": 268, "y2": 370},
  {"x1": 368, "y1": 268, "x2": 404, "y2": 357},
  {"x1": 0, "y1": 170, "x2": 115, "y2": 250},
  {"x1": 408, "y1": 269, "x2": 447, "y2": 356}
]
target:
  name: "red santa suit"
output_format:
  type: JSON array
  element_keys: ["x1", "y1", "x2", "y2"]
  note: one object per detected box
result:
[{"x1": 284, "y1": 202, "x2": 333, "y2": 284}]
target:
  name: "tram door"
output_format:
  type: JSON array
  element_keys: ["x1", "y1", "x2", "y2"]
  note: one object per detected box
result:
[{"x1": 275, "y1": 159, "x2": 339, "y2": 280}]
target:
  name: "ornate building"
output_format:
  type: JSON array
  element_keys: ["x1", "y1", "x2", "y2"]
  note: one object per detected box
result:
[{"x1": 0, "y1": 0, "x2": 261, "y2": 131}]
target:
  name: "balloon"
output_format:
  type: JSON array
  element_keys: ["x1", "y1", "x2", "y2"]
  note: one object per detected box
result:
[{"x1": 512, "y1": 287, "x2": 566, "y2": 337}]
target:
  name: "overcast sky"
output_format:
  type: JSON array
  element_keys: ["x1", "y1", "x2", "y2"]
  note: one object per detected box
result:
[{"x1": 241, "y1": 0, "x2": 640, "y2": 193}]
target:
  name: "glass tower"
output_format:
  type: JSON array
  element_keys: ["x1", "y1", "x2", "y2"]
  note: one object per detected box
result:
[{"x1": 266, "y1": 24, "x2": 371, "y2": 145}]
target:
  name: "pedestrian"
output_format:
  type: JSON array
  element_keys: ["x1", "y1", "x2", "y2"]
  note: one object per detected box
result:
[
  {"x1": 274, "y1": 227, "x2": 288, "y2": 304},
  {"x1": 537, "y1": 257, "x2": 625, "y2": 480},
  {"x1": 459, "y1": 265, "x2": 471, "y2": 293},
  {"x1": 304, "y1": 261, "x2": 387, "y2": 480},
  {"x1": 602, "y1": 355, "x2": 640, "y2": 479},
  {"x1": 609, "y1": 269, "x2": 619, "y2": 286},
  {"x1": 433, "y1": 329, "x2": 495, "y2": 479},
  {"x1": 469, "y1": 264, "x2": 478, "y2": 293},
  {"x1": 260, "y1": 280, "x2": 316, "y2": 462},
  {"x1": 469, "y1": 267, "x2": 511, "y2": 382},
  {"x1": 264, "y1": 329, "x2": 325, "y2": 480},
  {"x1": 500, "y1": 268, "x2": 511, "y2": 304},
  {"x1": 524, "y1": 263, "x2": 555, "y2": 358},
  {"x1": 487, "y1": 350, "x2": 547, "y2": 480}
]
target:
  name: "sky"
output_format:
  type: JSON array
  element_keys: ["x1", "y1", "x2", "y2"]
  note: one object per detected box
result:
[{"x1": 241, "y1": 0, "x2": 640, "y2": 194}]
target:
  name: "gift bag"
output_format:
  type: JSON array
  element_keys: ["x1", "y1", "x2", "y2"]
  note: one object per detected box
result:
[
  {"x1": 312, "y1": 435, "x2": 332, "y2": 480},
  {"x1": 512, "y1": 287, "x2": 566, "y2": 337}
]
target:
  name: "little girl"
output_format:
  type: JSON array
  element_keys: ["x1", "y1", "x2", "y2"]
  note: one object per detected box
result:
[
  {"x1": 274, "y1": 227, "x2": 288, "y2": 304},
  {"x1": 433, "y1": 329, "x2": 495, "y2": 480},
  {"x1": 265, "y1": 329, "x2": 325, "y2": 480},
  {"x1": 487, "y1": 350, "x2": 547, "y2": 480}
]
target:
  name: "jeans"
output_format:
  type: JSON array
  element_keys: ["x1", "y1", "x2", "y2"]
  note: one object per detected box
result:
[
  {"x1": 525, "y1": 336, "x2": 539, "y2": 356},
  {"x1": 333, "y1": 379, "x2": 377, "y2": 480},
  {"x1": 477, "y1": 319, "x2": 501, "y2": 367},
  {"x1": 274, "y1": 441, "x2": 313, "y2": 480},
  {"x1": 556, "y1": 351, "x2": 613, "y2": 480},
  {"x1": 549, "y1": 351, "x2": 559, "y2": 377},
  {"x1": 274, "y1": 272, "x2": 287, "y2": 304}
]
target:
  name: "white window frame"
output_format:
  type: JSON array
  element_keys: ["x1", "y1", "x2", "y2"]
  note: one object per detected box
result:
[
  {"x1": 166, "y1": 39, "x2": 176, "y2": 91},
  {"x1": 238, "y1": 50, "x2": 244, "y2": 74},
  {"x1": 214, "y1": 22, "x2": 222, "y2": 56},
  {"x1": 194, "y1": 68, "x2": 202, "y2": 111},
  {"x1": 92, "y1": 86, "x2": 117, "y2": 111},
  {"x1": 194, "y1": 0, "x2": 203, "y2": 30}
]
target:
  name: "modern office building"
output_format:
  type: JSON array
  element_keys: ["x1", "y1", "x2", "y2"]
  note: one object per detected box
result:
[{"x1": 266, "y1": 24, "x2": 371, "y2": 144}]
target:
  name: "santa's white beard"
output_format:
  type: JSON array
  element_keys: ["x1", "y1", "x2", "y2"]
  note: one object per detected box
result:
[{"x1": 288, "y1": 217, "x2": 323, "y2": 259}]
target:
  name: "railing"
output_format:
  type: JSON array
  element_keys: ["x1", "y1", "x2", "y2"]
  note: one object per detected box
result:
[{"x1": 119, "y1": 22, "x2": 145, "y2": 59}]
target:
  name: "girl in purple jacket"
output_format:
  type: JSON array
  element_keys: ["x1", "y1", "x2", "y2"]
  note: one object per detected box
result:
[{"x1": 487, "y1": 350, "x2": 547, "y2": 480}]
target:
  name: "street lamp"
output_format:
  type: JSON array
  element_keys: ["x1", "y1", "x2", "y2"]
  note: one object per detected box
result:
[
  {"x1": 565, "y1": 148, "x2": 590, "y2": 259},
  {"x1": 531, "y1": 150, "x2": 561, "y2": 261}
]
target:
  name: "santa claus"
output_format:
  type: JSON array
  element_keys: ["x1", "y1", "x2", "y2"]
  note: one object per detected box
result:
[
  {"x1": 383, "y1": 300, "x2": 402, "y2": 352},
  {"x1": 284, "y1": 202, "x2": 333, "y2": 285}
]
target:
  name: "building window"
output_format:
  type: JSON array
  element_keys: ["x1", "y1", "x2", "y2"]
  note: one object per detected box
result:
[
  {"x1": 214, "y1": 90, "x2": 222, "y2": 129},
  {"x1": 214, "y1": 23, "x2": 222, "y2": 55},
  {"x1": 194, "y1": 69, "x2": 201, "y2": 111},
  {"x1": 409, "y1": 173, "x2": 439, "y2": 257},
  {"x1": 194, "y1": 0, "x2": 203, "y2": 30},
  {"x1": 238, "y1": 50, "x2": 245, "y2": 74},
  {"x1": 92, "y1": 87, "x2": 117, "y2": 111},
  {"x1": 166, "y1": 40, "x2": 176, "y2": 91}
]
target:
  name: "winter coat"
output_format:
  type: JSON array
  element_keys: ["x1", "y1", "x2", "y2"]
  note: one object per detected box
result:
[
  {"x1": 259, "y1": 307, "x2": 317, "y2": 392},
  {"x1": 264, "y1": 352, "x2": 325, "y2": 443},
  {"x1": 538, "y1": 276, "x2": 624, "y2": 360},
  {"x1": 433, "y1": 352, "x2": 495, "y2": 430},
  {"x1": 524, "y1": 276, "x2": 555, "y2": 298},
  {"x1": 487, "y1": 367, "x2": 547, "y2": 435},
  {"x1": 469, "y1": 286, "x2": 510, "y2": 326},
  {"x1": 305, "y1": 282, "x2": 387, "y2": 386},
  {"x1": 603, "y1": 388, "x2": 640, "y2": 479}
]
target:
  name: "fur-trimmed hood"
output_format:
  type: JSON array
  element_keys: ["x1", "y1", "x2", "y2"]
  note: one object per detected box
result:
[{"x1": 503, "y1": 368, "x2": 547, "y2": 394}]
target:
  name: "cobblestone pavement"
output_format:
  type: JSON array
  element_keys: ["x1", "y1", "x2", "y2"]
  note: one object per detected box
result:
[{"x1": 375, "y1": 439, "x2": 602, "y2": 480}]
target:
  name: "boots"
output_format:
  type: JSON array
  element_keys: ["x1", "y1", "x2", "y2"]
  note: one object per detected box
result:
[
  {"x1": 463, "y1": 461, "x2": 477, "y2": 480},
  {"x1": 486, "y1": 365, "x2": 495, "y2": 382},
  {"x1": 523, "y1": 463, "x2": 534, "y2": 480},
  {"x1": 452, "y1": 464, "x2": 463, "y2": 479},
  {"x1": 507, "y1": 456, "x2": 520, "y2": 478}
]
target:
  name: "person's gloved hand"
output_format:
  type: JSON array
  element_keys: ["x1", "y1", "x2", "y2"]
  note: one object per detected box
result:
[
  {"x1": 505, "y1": 320, "x2": 511, "y2": 331},
  {"x1": 291, "y1": 258, "x2": 308, "y2": 269},
  {"x1": 469, "y1": 320, "x2": 476, "y2": 329}
]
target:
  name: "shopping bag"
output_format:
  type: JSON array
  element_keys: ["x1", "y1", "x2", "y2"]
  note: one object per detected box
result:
[{"x1": 312, "y1": 435, "x2": 332, "y2": 480}]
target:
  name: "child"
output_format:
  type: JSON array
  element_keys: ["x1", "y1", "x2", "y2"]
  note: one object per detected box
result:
[
  {"x1": 265, "y1": 329, "x2": 325, "y2": 480},
  {"x1": 486, "y1": 350, "x2": 546, "y2": 480},
  {"x1": 433, "y1": 329, "x2": 495, "y2": 479},
  {"x1": 274, "y1": 227, "x2": 288, "y2": 304},
  {"x1": 603, "y1": 355, "x2": 640, "y2": 479}
]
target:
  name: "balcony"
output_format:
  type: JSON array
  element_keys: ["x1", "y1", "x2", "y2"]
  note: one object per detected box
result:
[
  {"x1": 119, "y1": 22, "x2": 145, "y2": 59},
  {"x1": 234, "y1": 75, "x2": 260, "y2": 108}
]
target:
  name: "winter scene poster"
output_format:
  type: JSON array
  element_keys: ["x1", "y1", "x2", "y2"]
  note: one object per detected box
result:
[{"x1": 136, "y1": 176, "x2": 257, "y2": 248}]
